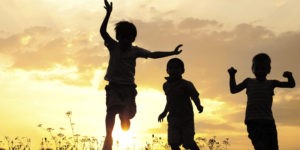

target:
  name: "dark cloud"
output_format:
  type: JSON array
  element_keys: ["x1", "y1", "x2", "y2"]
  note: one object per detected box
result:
[
  {"x1": 12, "y1": 37, "x2": 68, "y2": 69},
  {"x1": 132, "y1": 18, "x2": 300, "y2": 99},
  {"x1": 222, "y1": 108, "x2": 245, "y2": 123},
  {"x1": 273, "y1": 95, "x2": 300, "y2": 126},
  {"x1": 132, "y1": 19, "x2": 300, "y2": 129},
  {"x1": 1, "y1": 18, "x2": 299, "y2": 91},
  {"x1": 178, "y1": 18, "x2": 223, "y2": 30},
  {"x1": 221, "y1": 90, "x2": 300, "y2": 127},
  {"x1": 195, "y1": 121, "x2": 239, "y2": 133},
  {"x1": 0, "y1": 26, "x2": 107, "y2": 86}
]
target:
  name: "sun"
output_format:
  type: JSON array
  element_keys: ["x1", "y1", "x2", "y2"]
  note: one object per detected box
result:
[{"x1": 112, "y1": 126, "x2": 137, "y2": 149}]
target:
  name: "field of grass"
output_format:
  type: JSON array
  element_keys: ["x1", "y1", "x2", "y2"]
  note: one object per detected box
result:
[
  {"x1": 0, "y1": 134, "x2": 230, "y2": 150},
  {"x1": 0, "y1": 111, "x2": 230, "y2": 150}
]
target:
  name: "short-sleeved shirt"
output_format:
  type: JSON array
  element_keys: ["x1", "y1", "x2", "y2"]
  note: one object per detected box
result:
[
  {"x1": 163, "y1": 78, "x2": 199, "y2": 122},
  {"x1": 245, "y1": 78, "x2": 275, "y2": 122},
  {"x1": 104, "y1": 41, "x2": 151, "y2": 84}
]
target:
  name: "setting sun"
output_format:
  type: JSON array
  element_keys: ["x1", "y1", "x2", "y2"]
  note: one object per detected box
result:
[{"x1": 112, "y1": 126, "x2": 136, "y2": 150}]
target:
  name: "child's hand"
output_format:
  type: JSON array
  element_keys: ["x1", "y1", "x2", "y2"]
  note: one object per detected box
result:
[
  {"x1": 158, "y1": 113, "x2": 167, "y2": 122},
  {"x1": 197, "y1": 105, "x2": 204, "y2": 113},
  {"x1": 283, "y1": 71, "x2": 293, "y2": 78},
  {"x1": 104, "y1": 0, "x2": 113, "y2": 13},
  {"x1": 173, "y1": 44, "x2": 183, "y2": 55},
  {"x1": 228, "y1": 67, "x2": 237, "y2": 76}
]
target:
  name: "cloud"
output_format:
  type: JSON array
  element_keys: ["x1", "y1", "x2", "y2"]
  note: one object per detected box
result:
[
  {"x1": 273, "y1": 89, "x2": 300, "y2": 126},
  {"x1": 1, "y1": 17, "x2": 300, "y2": 95},
  {"x1": 178, "y1": 18, "x2": 223, "y2": 30},
  {"x1": 0, "y1": 0, "x2": 101, "y2": 32},
  {"x1": 0, "y1": 26, "x2": 108, "y2": 87},
  {"x1": 131, "y1": 18, "x2": 300, "y2": 98},
  {"x1": 274, "y1": 98, "x2": 300, "y2": 126},
  {"x1": 0, "y1": 18, "x2": 300, "y2": 92},
  {"x1": 195, "y1": 122, "x2": 239, "y2": 133},
  {"x1": 131, "y1": 18, "x2": 300, "y2": 130}
]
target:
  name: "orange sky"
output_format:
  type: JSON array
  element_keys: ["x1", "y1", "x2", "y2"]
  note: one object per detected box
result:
[{"x1": 1, "y1": 0, "x2": 300, "y2": 149}]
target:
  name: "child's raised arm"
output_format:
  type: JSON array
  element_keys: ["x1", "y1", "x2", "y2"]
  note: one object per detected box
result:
[
  {"x1": 148, "y1": 44, "x2": 183, "y2": 59},
  {"x1": 273, "y1": 71, "x2": 296, "y2": 88},
  {"x1": 228, "y1": 67, "x2": 247, "y2": 94},
  {"x1": 100, "y1": 0, "x2": 114, "y2": 44}
]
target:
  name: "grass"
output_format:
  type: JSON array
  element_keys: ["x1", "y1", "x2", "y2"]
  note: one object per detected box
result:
[{"x1": 0, "y1": 111, "x2": 230, "y2": 150}]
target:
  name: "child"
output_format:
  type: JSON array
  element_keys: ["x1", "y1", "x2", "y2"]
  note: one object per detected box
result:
[
  {"x1": 158, "y1": 58, "x2": 203, "y2": 150},
  {"x1": 228, "y1": 53, "x2": 295, "y2": 150},
  {"x1": 100, "y1": 0, "x2": 183, "y2": 149}
]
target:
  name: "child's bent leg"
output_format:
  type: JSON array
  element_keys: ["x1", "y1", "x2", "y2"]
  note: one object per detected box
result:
[
  {"x1": 119, "y1": 107, "x2": 131, "y2": 131},
  {"x1": 119, "y1": 103, "x2": 136, "y2": 131}
]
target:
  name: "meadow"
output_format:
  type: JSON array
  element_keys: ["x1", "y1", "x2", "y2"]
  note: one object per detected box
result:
[
  {"x1": 0, "y1": 111, "x2": 230, "y2": 150},
  {"x1": 0, "y1": 135, "x2": 230, "y2": 150}
]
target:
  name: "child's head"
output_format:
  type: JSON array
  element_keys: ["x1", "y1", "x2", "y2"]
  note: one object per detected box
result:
[
  {"x1": 167, "y1": 58, "x2": 185, "y2": 77},
  {"x1": 115, "y1": 21, "x2": 137, "y2": 46},
  {"x1": 252, "y1": 53, "x2": 271, "y2": 80}
]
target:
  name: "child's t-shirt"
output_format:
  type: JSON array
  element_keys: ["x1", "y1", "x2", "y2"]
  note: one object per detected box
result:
[
  {"x1": 163, "y1": 78, "x2": 199, "y2": 120},
  {"x1": 245, "y1": 78, "x2": 275, "y2": 122},
  {"x1": 104, "y1": 41, "x2": 151, "y2": 84}
]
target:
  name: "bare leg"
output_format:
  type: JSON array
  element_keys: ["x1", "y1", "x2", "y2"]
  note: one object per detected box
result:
[
  {"x1": 119, "y1": 107, "x2": 130, "y2": 131},
  {"x1": 102, "y1": 112, "x2": 117, "y2": 150}
]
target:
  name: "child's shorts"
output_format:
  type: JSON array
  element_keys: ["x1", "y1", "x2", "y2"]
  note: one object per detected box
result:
[
  {"x1": 105, "y1": 83, "x2": 137, "y2": 119},
  {"x1": 167, "y1": 117, "x2": 196, "y2": 148},
  {"x1": 246, "y1": 119, "x2": 278, "y2": 150}
]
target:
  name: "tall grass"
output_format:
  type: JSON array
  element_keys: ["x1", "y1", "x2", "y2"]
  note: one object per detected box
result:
[
  {"x1": 37, "y1": 111, "x2": 100, "y2": 150},
  {"x1": 0, "y1": 136, "x2": 31, "y2": 150},
  {"x1": 0, "y1": 111, "x2": 230, "y2": 150},
  {"x1": 145, "y1": 134, "x2": 230, "y2": 150}
]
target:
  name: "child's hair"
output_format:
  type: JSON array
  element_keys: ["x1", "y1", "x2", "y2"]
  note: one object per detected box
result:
[
  {"x1": 167, "y1": 58, "x2": 185, "y2": 72},
  {"x1": 115, "y1": 21, "x2": 137, "y2": 41},
  {"x1": 252, "y1": 53, "x2": 271, "y2": 64},
  {"x1": 252, "y1": 53, "x2": 271, "y2": 72}
]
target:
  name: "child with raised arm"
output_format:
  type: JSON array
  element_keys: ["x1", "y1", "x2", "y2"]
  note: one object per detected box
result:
[
  {"x1": 100, "y1": 0, "x2": 183, "y2": 149},
  {"x1": 158, "y1": 58, "x2": 203, "y2": 150},
  {"x1": 228, "y1": 53, "x2": 295, "y2": 150}
]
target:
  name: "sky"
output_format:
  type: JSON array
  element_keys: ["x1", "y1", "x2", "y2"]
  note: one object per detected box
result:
[{"x1": 0, "y1": 0, "x2": 300, "y2": 149}]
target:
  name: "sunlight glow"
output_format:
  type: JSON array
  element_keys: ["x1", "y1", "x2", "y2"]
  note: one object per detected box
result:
[
  {"x1": 62, "y1": 28, "x2": 72, "y2": 33},
  {"x1": 67, "y1": 43, "x2": 73, "y2": 48},
  {"x1": 112, "y1": 127, "x2": 137, "y2": 150},
  {"x1": 0, "y1": 54, "x2": 13, "y2": 69},
  {"x1": 31, "y1": 64, "x2": 79, "y2": 80},
  {"x1": 21, "y1": 35, "x2": 32, "y2": 45},
  {"x1": 91, "y1": 69, "x2": 106, "y2": 89},
  {"x1": 196, "y1": 98, "x2": 227, "y2": 123},
  {"x1": 201, "y1": 98, "x2": 225, "y2": 114}
]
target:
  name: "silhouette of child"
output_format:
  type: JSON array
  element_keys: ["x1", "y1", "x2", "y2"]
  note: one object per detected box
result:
[
  {"x1": 158, "y1": 58, "x2": 203, "y2": 150},
  {"x1": 100, "y1": 1, "x2": 183, "y2": 149},
  {"x1": 228, "y1": 53, "x2": 295, "y2": 150}
]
